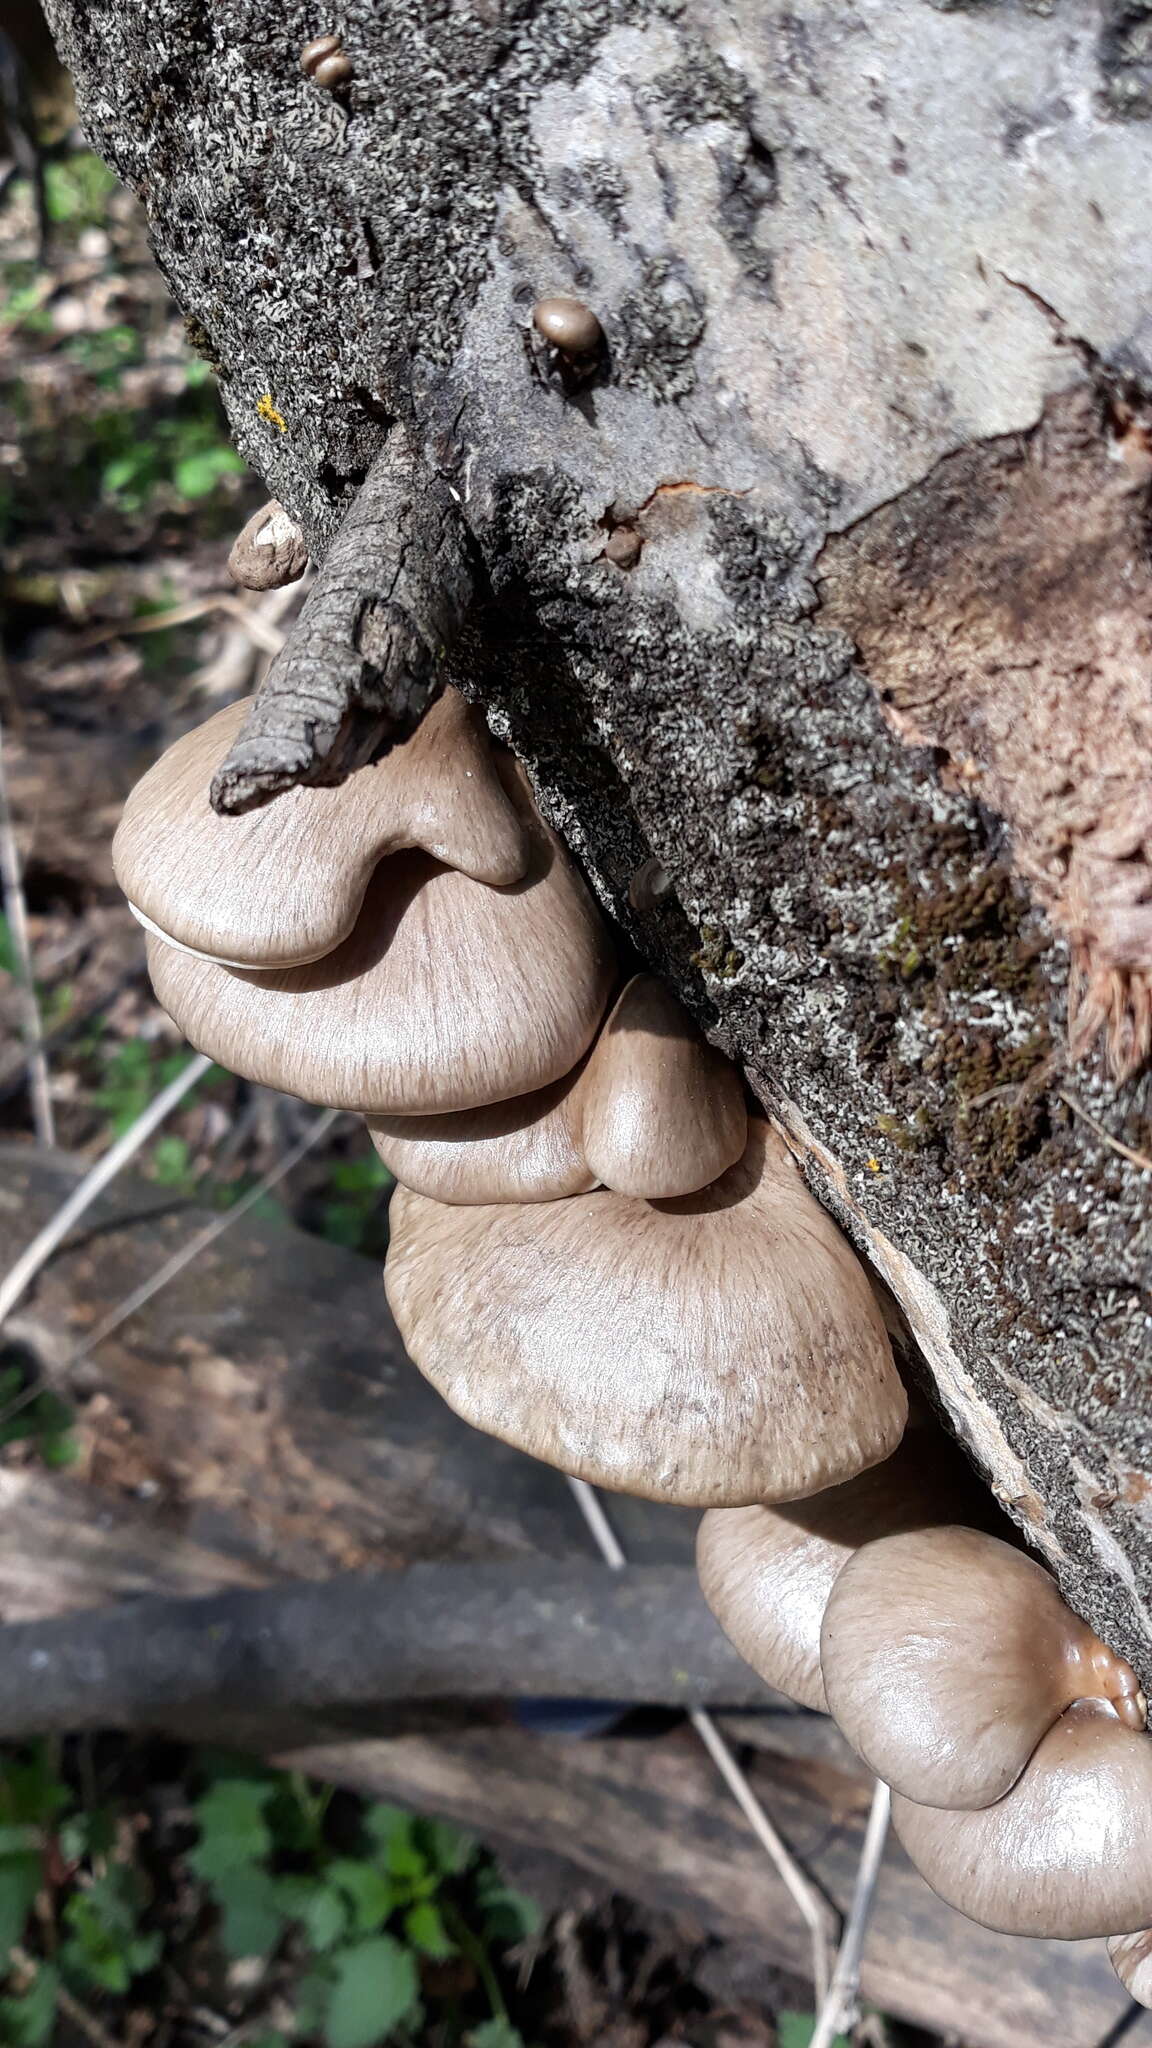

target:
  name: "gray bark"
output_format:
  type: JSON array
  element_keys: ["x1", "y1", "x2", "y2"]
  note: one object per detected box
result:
[{"x1": 44, "y1": 0, "x2": 1152, "y2": 1679}]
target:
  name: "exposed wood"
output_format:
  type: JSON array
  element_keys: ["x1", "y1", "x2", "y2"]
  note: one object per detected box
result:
[
  {"x1": 0, "y1": 1563, "x2": 771, "y2": 1738},
  {"x1": 209, "y1": 430, "x2": 474, "y2": 811}
]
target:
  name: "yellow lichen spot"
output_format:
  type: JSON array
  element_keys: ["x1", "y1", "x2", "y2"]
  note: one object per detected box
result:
[
  {"x1": 256, "y1": 392, "x2": 286, "y2": 432},
  {"x1": 866, "y1": 1156, "x2": 883, "y2": 1173}
]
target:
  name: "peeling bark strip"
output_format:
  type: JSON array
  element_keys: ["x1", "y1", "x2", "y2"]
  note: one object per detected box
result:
[
  {"x1": 817, "y1": 386, "x2": 1152, "y2": 1083},
  {"x1": 211, "y1": 428, "x2": 473, "y2": 812}
]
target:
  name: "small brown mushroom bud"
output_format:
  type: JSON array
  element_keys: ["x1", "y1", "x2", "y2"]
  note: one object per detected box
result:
[
  {"x1": 301, "y1": 32, "x2": 347, "y2": 79},
  {"x1": 821, "y1": 1526, "x2": 1145, "y2": 1810},
  {"x1": 143, "y1": 756, "x2": 615, "y2": 1115},
  {"x1": 228, "y1": 501, "x2": 309, "y2": 591},
  {"x1": 385, "y1": 1116, "x2": 906, "y2": 1506},
  {"x1": 1108, "y1": 1928, "x2": 1152, "y2": 2007},
  {"x1": 312, "y1": 50, "x2": 353, "y2": 88},
  {"x1": 114, "y1": 688, "x2": 532, "y2": 969},
  {"x1": 892, "y1": 1701, "x2": 1152, "y2": 1938},
  {"x1": 532, "y1": 295, "x2": 603, "y2": 357}
]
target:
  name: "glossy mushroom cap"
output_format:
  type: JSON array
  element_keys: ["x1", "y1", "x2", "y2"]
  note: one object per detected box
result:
[
  {"x1": 892, "y1": 1702, "x2": 1152, "y2": 1938},
  {"x1": 385, "y1": 1117, "x2": 907, "y2": 1507},
  {"x1": 697, "y1": 1435, "x2": 988, "y2": 1712},
  {"x1": 1108, "y1": 1929, "x2": 1152, "y2": 2007},
  {"x1": 532, "y1": 296, "x2": 603, "y2": 354},
  {"x1": 368, "y1": 973, "x2": 746, "y2": 1204},
  {"x1": 369, "y1": 1071, "x2": 596, "y2": 1206},
  {"x1": 146, "y1": 771, "x2": 615, "y2": 1114},
  {"x1": 821, "y1": 1526, "x2": 1144, "y2": 1809},
  {"x1": 114, "y1": 689, "x2": 531, "y2": 969}
]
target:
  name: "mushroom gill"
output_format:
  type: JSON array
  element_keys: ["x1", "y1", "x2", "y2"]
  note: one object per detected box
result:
[
  {"x1": 820, "y1": 1526, "x2": 1144, "y2": 1810},
  {"x1": 384, "y1": 1117, "x2": 906, "y2": 1507},
  {"x1": 114, "y1": 687, "x2": 530, "y2": 969}
]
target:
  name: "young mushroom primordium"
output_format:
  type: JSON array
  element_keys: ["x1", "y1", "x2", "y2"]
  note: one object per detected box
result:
[
  {"x1": 384, "y1": 1116, "x2": 907, "y2": 1507},
  {"x1": 140, "y1": 747, "x2": 615, "y2": 1116},
  {"x1": 368, "y1": 972, "x2": 748, "y2": 1202},
  {"x1": 227, "y1": 501, "x2": 309, "y2": 591},
  {"x1": 114, "y1": 688, "x2": 531, "y2": 969},
  {"x1": 820, "y1": 1525, "x2": 1145, "y2": 1810}
]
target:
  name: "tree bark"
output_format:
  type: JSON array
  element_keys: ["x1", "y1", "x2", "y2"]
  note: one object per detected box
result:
[{"x1": 44, "y1": 0, "x2": 1152, "y2": 1678}]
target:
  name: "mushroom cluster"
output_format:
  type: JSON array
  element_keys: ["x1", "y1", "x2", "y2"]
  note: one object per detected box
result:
[
  {"x1": 116, "y1": 681, "x2": 1152, "y2": 1993},
  {"x1": 116, "y1": 683, "x2": 906, "y2": 1513},
  {"x1": 699, "y1": 1450, "x2": 1152, "y2": 1967}
]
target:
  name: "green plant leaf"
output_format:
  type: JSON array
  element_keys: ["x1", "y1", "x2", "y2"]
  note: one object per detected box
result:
[
  {"x1": 173, "y1": 445, "x2": 245, "y2": 500},
  {"x1": 466, "y1": 2022, "x2": 526, "y2": 2048},
  {"x1": 777, "y1": 2015, "x2": 849, "y2": 2048},
  {"x1": 418, "y1": 1819, "x2": 476, "y2": 1876},
  {"x1": 211, "y1": 1867, "x2": 285, "y2": 1960},
  {"x1": 189, "y1": 1777, "x2": 275, "y2": 1879},
  {"x1": 327, "y1": 1858, "x2": 394, "y2": 1935},
  {"x1": 273, "y1": 1873, "x2": 348, "y2": 1953},
  {"x1": 473, "y1": 1873, "x2": 541, "y2": 1944},
  {"x1": 0, "y1": 1748, "x2": 69, "y2": 1828},
  {"x1": 403, "y1": 1900, "x2": 456, "y2": 1960},
  {"x1": 0, "y1": 1963, "x2": 58, "y2": 2046},
  {"x1": 0, "y1": 1852, "x2": 41, "y2": 1956},
  {"x1": 322, "y1": 1934, "x2": 421, "y2": 2048}
]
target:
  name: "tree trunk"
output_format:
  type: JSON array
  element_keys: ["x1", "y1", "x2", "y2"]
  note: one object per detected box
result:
[{"x1": 44, "y1": 0, "x2": 1152, "y2": 1679}]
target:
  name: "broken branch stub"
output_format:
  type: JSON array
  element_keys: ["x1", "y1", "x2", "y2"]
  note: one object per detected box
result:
[{"x1": 210, "y1": 427, "x2": 474, "y2": 813}]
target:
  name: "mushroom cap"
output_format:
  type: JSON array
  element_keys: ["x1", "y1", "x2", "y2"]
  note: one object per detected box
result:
[
  {"x1": 146, "y1": 785, "x2": 615, "y2": 1114},
  {"x1": 385, "y1": 1117, "x2": 907, "y2": 1506},
  {"x1": 368, "y1": 1072, "x2": 596, "y2": 1205},
  {"x1": 370, "y1": 972, "x2": 744, "y2": 1204},
  {"x1": 114, "y1": 689, "x2": 531, "y2": 969},
  {"x1": 1108, "y1": 1929, "x2": 1152, "y2": 2007},
  {"x1": 821, "y1": 1526, "x2": 1144, "y2": 1809},
  {"x1": 227, "y1": 501, "x2": 308, "y2": 590},
  {"x1": 532, "y1": 295, "x2": 603, "y2": 354},
  {"x1": 696, "y1": 1436, "x2": 984, "y2": 1712},
  {"x1": 892, "y1": 1703, "x2": 1152, "y2": 1938},
  {"x1": 577, "y1": 974, "x2": 746, "y2": 1197}
]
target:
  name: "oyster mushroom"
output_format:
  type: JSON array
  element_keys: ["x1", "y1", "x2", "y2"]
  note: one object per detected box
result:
[
  {"x1": 892, "y1": 1702, "x2": 1152, "y2": 1938},
  {"x1": 114, "y1": 688, "x2": 530, "y2": 969},
  {"x1": 697, "y1": 1436, "x2": 988, "y2": 1712},
  {"x1": 145, "y1": 761, "x2": 615, "y2": 1114},
  {"x1": 820, "y1": 1526, "x2": 1144, "y2": 1809},
  {"x1": 384, "y1": 1117, "x2": 906, "y2": 1506},
  {"x1": 369, "y1": 973, "x2": 746, "y2": 1203},
  {"x1": 1108, "y1": 1928, "x2": 1152, "y2": 2007}
]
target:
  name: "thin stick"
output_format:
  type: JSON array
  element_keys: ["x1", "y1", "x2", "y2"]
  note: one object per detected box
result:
[
  {"x1": 1058, "y1": 1091, "x2": 1152, "y2": 1175},
  {"x1": 73, "y1": 593, "x2": 287, "y2": 656},
  {"x1": 0, "y1": 717, "x2": 55, "y2": 1146},
  {"x1": 0, "y1": 1051, "x2": 212, "y2": 1331},
  {"x1": 65, "y1": 1105, "x2": 341, "y2": 1362},
  {"x1": 565, "y1": 1476, "x2": 834, "y2": 2006},
  {"x1": 808, "y1": 1778, "x2": 892, "y2": 2048}
]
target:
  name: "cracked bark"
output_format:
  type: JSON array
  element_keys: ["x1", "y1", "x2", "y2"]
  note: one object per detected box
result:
[{"x1": 43, "y1": 0, "x2": 1152, "y2": 1683}]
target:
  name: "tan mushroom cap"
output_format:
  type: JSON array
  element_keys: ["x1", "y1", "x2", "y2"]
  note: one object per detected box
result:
[
  {"x1": 369, "y1": 972, "x2": 746, "y2": 1204},
  {"x1": 146, "y1": 778, "x2": 616, "y2": 1114},
  {"x1": 821, "y1": 1527, "x2": 1144, "y2": 1810},
  {"x1": 368, "y1": 1070, "x2": 597, "y2": 1205},
  {"x1": 892, "y1": 1702, "x2": 1152, "y2": 1938},
  {"x1": 1108, "y1": 1928, "x2": 1152, "y2": 2007},
  {"x1": 385, "y1": 1117, "x2": 907, "y2": 1506},
  {"x1": 114, "y1": 688, "x2": 530, "y2": 969},
  {"x1": 227, "y1": 500, "x2": 308, "y2": 590},
  {"x1": 696, "y1": 1436, "x2": 987, "y2": 1712}
]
